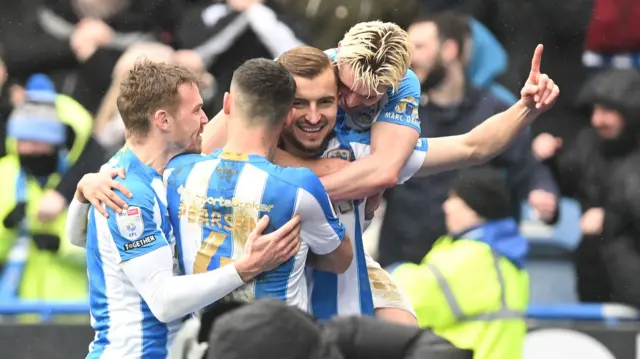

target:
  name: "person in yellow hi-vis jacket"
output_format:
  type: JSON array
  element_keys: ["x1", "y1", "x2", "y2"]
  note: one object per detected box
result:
[
  {"x1": 391, "y1": 167, "x2": 529, "y2": 359},
  {"x1": 0, "y1": 74, "x2": 90, "y2": 321}
]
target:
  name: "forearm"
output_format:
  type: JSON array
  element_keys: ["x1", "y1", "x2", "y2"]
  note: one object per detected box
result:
[
  {"x1": 245, "y1": 3, "x2": 305, "y2": 57},
  {"x1": 321, "y1": 154, "x2": 399, "y2": 202},
  {"x1": 273, "y1": 149, "x2": 345, "y2": 177},
  {"x1": 122, "y1": 247, "x2": 244, "y2": 323},
  {"x1": 464, "y1": 100, "x2": 537, "y2": 162},
  {"x1": 66, "y1": 198, "x2": 90, "y2": 248}
]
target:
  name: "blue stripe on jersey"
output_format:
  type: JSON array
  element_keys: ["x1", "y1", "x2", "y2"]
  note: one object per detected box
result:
[
  {"x1": 86, "y1": 208, "x2": 109, "y2": 358},
  {"x1": 353, "y1": 205, "x2": 374, "y2": 316},
  {"x1": 204, "y1": 159, "x2": 245, "y2": 271},
  {"x1": 250, "y1": 162, "x2": 298, "y2": 300},
  {"x1": 140, "y1": 300, "x2": 168, "y2": 359},
  {"x1": 310, "y1": 270, "x2": 339, "y2": 319}
]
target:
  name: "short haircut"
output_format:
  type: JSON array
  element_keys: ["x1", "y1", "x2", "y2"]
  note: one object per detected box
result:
[
  {"x1": 277, "y1": 46, "x2": 333, "y2": 79},
  {"x1": 230, "y1": 58, "x2": 297, "y2": 128},
  {"x1": 117, "y1": 60, "x2": 199, "y2": 136},
  {"x1": 413, "y1": 12, "x2": 472, "y2": 59},
  {"x1": 337, "y1": 21, "x2": 412, "y2": 94}
]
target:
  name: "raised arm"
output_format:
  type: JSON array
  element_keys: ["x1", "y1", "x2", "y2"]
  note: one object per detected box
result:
[{"x1": 414, "y1": 44, "x2": 559, "y2": 177}]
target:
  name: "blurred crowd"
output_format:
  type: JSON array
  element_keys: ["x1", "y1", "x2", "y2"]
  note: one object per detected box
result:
[{"x1": 1, "y1": 0, "x2": 640, "y2": 320}]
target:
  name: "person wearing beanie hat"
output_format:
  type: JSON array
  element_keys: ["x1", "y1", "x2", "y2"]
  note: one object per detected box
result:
[{"x1": 390, "y1": 166, "x2": 529, "y2": 359}]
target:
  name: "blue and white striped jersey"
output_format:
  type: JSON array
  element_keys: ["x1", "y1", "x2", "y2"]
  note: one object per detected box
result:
[
  {"x1": 86, "y1": 148, "x2": 182, "y2": 359},
  {"x1": 164, "y1": 150, "x2": 346, "y2": 311},
  {"x1": 309, "y1": 127, "x2": 428, "y2": 319}
]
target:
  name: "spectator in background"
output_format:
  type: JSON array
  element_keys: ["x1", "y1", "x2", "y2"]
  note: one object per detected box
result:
[
  {"x1": 378, "y1": 12, "x2": 559, "y2": 267},
  {"x1": 0, "y1": 0, "x2": 183, "y2": 114},
  {"x1": 532, "y1": 69, "x2": 640, "y2": 303},
  {"x1": 391, "y1": 167, "x2": 529, "y2": 359},
  {"x1": 274, "y1": 0, "x2": 420, "y2": 50},
  {"x1": 173, "y1": 0, "x2": 309, "y2": 115},
  {"x1": 93, "y1": 42, "x2": 215, "y2": 157},
  {"x1": 0, "y1": 77, "x2": 88, "y2": 314}
]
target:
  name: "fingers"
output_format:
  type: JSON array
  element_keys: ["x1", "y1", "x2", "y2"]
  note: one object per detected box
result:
[
  {"x1": 111, "y1": 179, "x2": 132, "y2": 199},
  {"x1": 252, "y1": 215, "x2": 270, "y2": 239},
  {"x1": 536, "y1": 74, "x2": 556, "y2": 108},
  {"x1": 96, "y1": 190, "x2": 123, "y2": 215},
  {"x1": 273, "y1": 215, "x2": 300, "y2": 239},
  {"x1": 89, "y1": 196, "x2": 110, "y2": 217},
  {"x1": 104, "y1": 183, "x2": 128, "y2": 211},
  {"x1": 529, "y1": 44, "x2": 544, "y2": 82},
  {"x1": 110, "y1": 168, "x2": 126, "y2": 179}
]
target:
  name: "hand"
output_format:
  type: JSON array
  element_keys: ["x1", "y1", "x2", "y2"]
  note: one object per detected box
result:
[
  {"x1": 9, "y1": 84, "x2": 26, "y2": 106},
  {"x1": 37, "y1": 190, "x2": 68, "y2": 223},
  {"x1": 76, "y1": 18, "x2": 113, "y2": 47},
  {"x1": 173, "y1": 50, "x2": 206, "y2": 72},
  {"x1": 528, "y1": 189, "x2": 557, "y2": 223},
  {"x1": 581, "y1": 207, "x2": 604, "y2": 236},
  {"x1": 226, "y1": 0, "x2": 261, "y2": 12},
  {"x1": 532, "y1": 133, "x2": 562, "y2": 161},
  {"x1": 77, "y1": 168, "x2": 132, "y2": 217},
  {"x1": 364, "y1": 192, "x2": 384, "y2": 220},
  {"x1": 235, "y1": 215, "x2": 301, "y2": 281},
  {"x1": 520, "y1": 45, "x2": 560, "y2": 113}
]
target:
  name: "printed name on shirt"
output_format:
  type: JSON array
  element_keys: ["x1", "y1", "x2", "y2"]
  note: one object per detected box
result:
[
  {"x1": 123, "y1": 235, "x2": 157, "y2": 251},
  {"x1": 116, "y1": 206, "x2": 145, "y2": 239},
  {"x1": 384, "y1": 96, "x2": 420, "y2": 127}
]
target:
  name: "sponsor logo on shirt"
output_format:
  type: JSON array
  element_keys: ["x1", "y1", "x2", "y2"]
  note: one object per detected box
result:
[{"x1": 123, "y1": 235, "x2": 157, "y2": 251}]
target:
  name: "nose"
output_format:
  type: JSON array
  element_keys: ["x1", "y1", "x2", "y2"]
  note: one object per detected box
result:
[
  {"x1": 306, "y1": 104, "x2": 321, "y2": 124},
  {"x1": 344, "y1": 93, "x2": 360, "y2": 108}
]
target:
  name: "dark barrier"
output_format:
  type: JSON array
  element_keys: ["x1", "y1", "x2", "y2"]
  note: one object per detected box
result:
[
  {"x1": 0, "y1": 319, "x2": 639, "y2": 359},
  {"x1": 0, "y1": 324, "x2": 93, "y2": 359}
]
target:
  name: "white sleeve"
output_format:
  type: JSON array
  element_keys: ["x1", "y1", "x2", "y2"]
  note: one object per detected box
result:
[
  {"x1": 295, "y1": 181, "x2": 346, "y2": 255},
  {"x1": 66, "y1": 198, "x2": 91, "y2": 248},
  {"x1": 121, "y1": 245, "x2": 245, "y2": 323},
  {"x1": 245, "y1": 3, "x2": 305, "y2": 57}
]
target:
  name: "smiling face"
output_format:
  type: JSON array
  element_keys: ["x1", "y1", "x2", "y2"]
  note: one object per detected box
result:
[{"x1": 280, "y1": 67, "x2": 339, "y2": 157}]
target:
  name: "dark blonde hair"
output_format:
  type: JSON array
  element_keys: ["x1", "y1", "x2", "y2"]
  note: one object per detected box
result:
[{"x1": 117, "y1": 60, "x2": 199, "y2": 136}]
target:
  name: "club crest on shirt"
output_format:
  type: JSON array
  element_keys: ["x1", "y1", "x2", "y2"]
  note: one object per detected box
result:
[
  {"x1": 116, "y1": 206, "x2": 144, "y2": 240},
  {"x1": 326, "y1": 148, "x2": 353, "y2": 161}
]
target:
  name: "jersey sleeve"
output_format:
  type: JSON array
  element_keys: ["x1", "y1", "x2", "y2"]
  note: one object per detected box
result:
[
  {"x1": 104, "y1": 180, "x2": 169, "y2": 263},
  {"x1": 377, "y1": 69, "x2": 421, "y2": 134},
  {"x1": 294, "y1": 170, "x2": 346, "y2": 255},
  {"x1": 397, "y1": 137, "x2": 429, "y2": 184}
]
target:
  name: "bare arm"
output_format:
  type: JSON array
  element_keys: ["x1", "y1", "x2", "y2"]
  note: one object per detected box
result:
[
  {"x1": 201, "y1": 110, "x2": 228, "y2": 154},
  {"x1": 307, "y1": 234, "x2": 353, "y2": 274},
  {"x1": 415, "y1": 100, "x2": 536, "y2": 177}
]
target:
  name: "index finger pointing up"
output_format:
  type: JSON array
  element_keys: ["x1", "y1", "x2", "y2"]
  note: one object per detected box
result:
[{"x1": 530, "y1": 44, "x2": 544, "y2": 78}]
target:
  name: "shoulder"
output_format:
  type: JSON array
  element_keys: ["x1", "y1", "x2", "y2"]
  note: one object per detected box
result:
[
  {"x1": 166, "y1": 153, "x2": 207, "y2": 171},
  {"x1": 271, "y1": 166, "x2": 326, "y2": 196},
  {"x1": 390, "y1": 69, "x2": 420, "y2": 100},
  {"x1": 114, "y1": 176, "x2": 156, "y2": 209}
]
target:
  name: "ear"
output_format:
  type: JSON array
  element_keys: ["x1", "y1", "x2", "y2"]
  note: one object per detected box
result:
[
  {"x1": 152, "y1": 109, "x2": 171, "y2": 132},
  {"x1": 223, "y1": 92, "x2": 231, "y2": 115},
  {"x1": 284, "y1": 108, "x2": 296, "y2": 127},
  {"x1": 441, "y1": 39, "x2": 460, "y2": 63}
]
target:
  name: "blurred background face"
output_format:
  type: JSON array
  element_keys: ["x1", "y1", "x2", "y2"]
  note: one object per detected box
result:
[
  {"x1": 281, "y1": 67, "x2": 339, "y2": 156},
  {"x1": 408, "y1": 21, "x2": 449, "y2": 91},
  {"x1": 442, "y1": 192, "x2": 482, "y2": 234},
  {"x1": 17, "y1": 140, "x2": 59, "y2": 177},
  {"x1": 168, "y1": 83, "x2": 207, "y2": 154},
  {"x1": 337, "y1": 63, "x2": 387, "y2": 114},
  {"x1": 591, "y1": 104, "x2": 625, "y2": 140}
]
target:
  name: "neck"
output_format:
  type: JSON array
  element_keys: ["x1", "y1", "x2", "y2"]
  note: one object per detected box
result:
[
  {"x1": 224, "y1": 121, "x2": 279, "y2": 161},
  {"x1": 428, "y1": 65, "x2": 465, "y2": 107},
  {"x1": 125, "y1": 133, "x2": 180, "y2": 174}
]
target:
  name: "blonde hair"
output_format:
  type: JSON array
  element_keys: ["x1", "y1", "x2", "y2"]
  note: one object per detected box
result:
[
  {"x1": 94, "y1": 43, "x2": 175, "y2": 135},
  {"x1": 337, "y1": 21, "x2": 412, "y2": 95}
]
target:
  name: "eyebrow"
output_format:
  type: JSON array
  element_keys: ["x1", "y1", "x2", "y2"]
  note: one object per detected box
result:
[{"x1": 193, "y1": 103, "x2": 203, "y2": 111}]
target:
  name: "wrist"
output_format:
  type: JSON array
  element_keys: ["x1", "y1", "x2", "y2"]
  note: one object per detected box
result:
[
  {"x1": 74, "y1": 188, "x2": 88, "y2": 204},
  {"x1": 234, "y1": 258, "x2": 260, "y2": 282}
]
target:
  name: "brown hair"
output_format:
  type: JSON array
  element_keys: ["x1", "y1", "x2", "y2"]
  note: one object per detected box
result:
[
  {"x1": 116, "y1": 60, "x2": 199, "y2": 136},
  {"x1": 277, "y1": 46, "x2": 335, "y2": 79}
]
